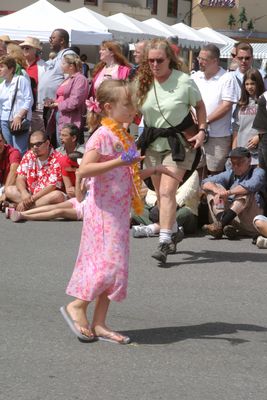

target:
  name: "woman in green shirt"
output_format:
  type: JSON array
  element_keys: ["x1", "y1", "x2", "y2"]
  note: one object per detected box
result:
[{"x1": 137, "y1": 38, "x2": 207, "y2": 264}]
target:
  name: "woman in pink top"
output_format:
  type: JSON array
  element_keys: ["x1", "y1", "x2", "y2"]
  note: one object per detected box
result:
[
  {"x1": 89, "y1": 41, "x2": 131, "y2": 100},
  {"x1": 47, "y1": 54, "x2": 89, "y2": 147}
]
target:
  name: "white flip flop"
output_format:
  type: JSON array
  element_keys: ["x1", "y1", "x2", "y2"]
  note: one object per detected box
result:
[{"x1": 60, "y1": 306, "x2": 95, "y2": 342}]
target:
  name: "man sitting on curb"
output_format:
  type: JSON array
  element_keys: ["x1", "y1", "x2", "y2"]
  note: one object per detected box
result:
[
  {"x1": 201, "y1": 147, "x2": 266, "y2": 239},
  {"x1": 5, "y1": 130, "x2": 64, "y2": 212}
]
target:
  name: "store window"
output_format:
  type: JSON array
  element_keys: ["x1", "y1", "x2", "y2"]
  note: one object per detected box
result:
[
  {"x1": 84, "y1": 0, "x2": 98, "y2": 5},
  {"x1": 167, "y1": 0, "x2": 178, "y2": 17},
  {"x1": 146, "y1": 0, "x2": 158, "y2": 15}
]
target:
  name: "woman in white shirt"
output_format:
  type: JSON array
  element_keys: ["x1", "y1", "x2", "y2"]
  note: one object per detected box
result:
[{"x1": 0, "y1": 56, "x2": 33, "y2": 155}]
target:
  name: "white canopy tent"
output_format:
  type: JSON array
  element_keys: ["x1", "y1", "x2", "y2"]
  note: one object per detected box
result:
[
  {"x1": 107, "y1": 13, "x2": 163, "y2": 39},
  {"x1": 172, "y1": 22, "x2": 227, "y2": 48},
  {"x1": 67, "y1": 8, "x2": 146, "y2": 42},
  {"x1": 143, "y1": 18, "x2": 202, "y2": 49},
  {"x1": 197, "y1": 27, "x2": 236, "y2": 47},
  {"x1": 220, "y1": 42, "x2": 267, "y2": 60},
  {"x1": 0, "y1": 0, "x2": 111, "y2": 45}
]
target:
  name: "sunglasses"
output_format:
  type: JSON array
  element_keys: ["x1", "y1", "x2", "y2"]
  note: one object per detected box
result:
[
  {"x1": 148, "y1": 58, "x2": 166, "y2": 64},
  {"x1": 21, "y1": 46, "x2": 32, "y2": 50},
  {"x1": 29, "y1": 140, "x2": 46, "y2": 148},
  {"x1": 231, "y1": 53, "x2": 236, "y2": 58},
  {"x1": 237, "y1": 56, "x2": 251, "y2": 61}
]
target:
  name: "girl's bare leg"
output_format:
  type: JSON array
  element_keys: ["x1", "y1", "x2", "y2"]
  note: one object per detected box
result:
[
  {"x1": 20, "y1": 208, "x2": 77, "y2": 221},
  {"x1": 23, "y1": 201, "x2": 72, "y2": 215},
  {"x1": 66, "y1": 299, "x2": 93, "y2": 338},
  {"x1": 91, "y1": 291, "x2": 130, "y2": 343}
]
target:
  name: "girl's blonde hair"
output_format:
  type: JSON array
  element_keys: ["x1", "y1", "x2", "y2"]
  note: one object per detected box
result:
[
  {"x1": 136, "y1": 38, "x2": 182, "y2": 106},
  {"x1": 87, "y1": 79, "x2": 136, "y2": 132},
  {"x1": 92, "y1": 40, "x2": 130, "y2": 78},
  {"x1": 63, "y1": 54, "x2": 82, "y2": 72}
]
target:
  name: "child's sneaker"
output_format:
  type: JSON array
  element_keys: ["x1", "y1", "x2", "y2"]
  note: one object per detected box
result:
[
  {"x1": 132, "y1": 224, "x2": 158, "y2": 238},
  {"x1": 256, "y1": 236, "x2": 267, "y2": 249}
]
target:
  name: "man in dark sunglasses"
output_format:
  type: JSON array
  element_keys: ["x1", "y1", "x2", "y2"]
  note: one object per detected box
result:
[
  {"x1": 5, "y1": 130, "x2": 65, "y2": 212},
  {"x1": 231, "y1": 42, "x2": 254, "y2": 96}
]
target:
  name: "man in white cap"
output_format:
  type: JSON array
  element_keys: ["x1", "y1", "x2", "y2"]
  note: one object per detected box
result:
[{"x1": 19, "y1": 37, "x2": 47, "y2": 132}]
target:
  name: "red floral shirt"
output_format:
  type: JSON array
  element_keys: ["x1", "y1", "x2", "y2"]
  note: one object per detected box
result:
[{"x1": 17, "y1": 148, "x2": 63, "y2": 194}]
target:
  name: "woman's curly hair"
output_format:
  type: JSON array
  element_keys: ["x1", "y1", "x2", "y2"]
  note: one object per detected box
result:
[{"x1": 136, "y1": 38, "x2": 182, "y2": 106}]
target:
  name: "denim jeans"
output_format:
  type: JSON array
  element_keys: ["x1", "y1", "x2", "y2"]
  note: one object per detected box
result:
[
  {"x1": 1, "y1": 119, "x2": 30, "y2": 155},
  {"x1": 258, "y1": 134, "x2": 267, "y2": 173}
]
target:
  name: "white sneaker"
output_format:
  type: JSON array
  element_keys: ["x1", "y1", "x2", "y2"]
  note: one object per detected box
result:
[
  {"x1": 256, "y1": 236, "x2": 267, "y2": 249},
  {"x1": 132, "y1": 224, "x2": 158, "y2": 238}
]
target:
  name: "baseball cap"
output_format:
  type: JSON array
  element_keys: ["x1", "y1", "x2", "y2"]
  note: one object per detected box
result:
[{"x1": 227, "y1": 147, "x2": 251, "y2": 158}]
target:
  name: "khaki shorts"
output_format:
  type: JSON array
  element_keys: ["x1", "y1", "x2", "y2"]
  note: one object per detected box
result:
[
  {"x1": 145, "y1": 143, "x2": 196, "y2": 171},
  {"x1": 203, "y1": 136, "x2": 232, "y2": 172}
]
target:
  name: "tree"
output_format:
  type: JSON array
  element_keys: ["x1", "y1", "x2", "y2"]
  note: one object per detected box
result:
[
  {"x1": 238, "y1": 7, "x2": 248, "y2": 30},
  {"x1": 247, "y1": 19, "x2": 254, "y2": 31},
  {"x1": 227, "y1": 13, "x2": 236, "y2": 30}
]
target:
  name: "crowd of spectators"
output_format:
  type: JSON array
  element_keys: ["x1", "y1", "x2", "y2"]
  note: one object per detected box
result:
[{"x1": 1, "y1": 29, "x2": 267, "y2": 256}]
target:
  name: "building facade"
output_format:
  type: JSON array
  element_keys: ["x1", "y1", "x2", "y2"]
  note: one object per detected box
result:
[
  {"x1": 191, "y1": 0, "x2": 267, "y2": 41},
  {"x1": 0, "y1": 0, "x2": 192, "y2": 25}
]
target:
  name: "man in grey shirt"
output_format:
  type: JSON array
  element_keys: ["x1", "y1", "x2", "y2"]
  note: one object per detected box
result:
[{"x1": 38, "y1": 29, "x2": 75, "y2": 129}]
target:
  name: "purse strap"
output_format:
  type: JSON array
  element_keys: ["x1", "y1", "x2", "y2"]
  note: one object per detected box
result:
[
  {"x1": 153, "y1": 80, "x2": 174, "y2": 128},
  {"x1": 8, "y1": 77, "x2": 20, "y2": 121}
]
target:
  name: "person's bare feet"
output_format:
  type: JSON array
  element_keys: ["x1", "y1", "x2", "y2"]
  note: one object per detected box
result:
[
  {"x1": 92, "y1": 324, "x2": 130, "y2": 344},
  {"x1": 66, "y1": 302, "x2": 94, "y2": 339}
]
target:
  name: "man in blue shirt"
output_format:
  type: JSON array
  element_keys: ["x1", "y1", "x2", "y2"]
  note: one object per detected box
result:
[{"x1": 201, "y1": 147, "x2": 266, "y2": 239}]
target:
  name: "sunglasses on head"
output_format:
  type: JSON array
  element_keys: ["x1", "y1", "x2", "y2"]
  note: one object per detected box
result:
[{"x1": 148, "y1": 58, "x2": 166, "y2": 64}]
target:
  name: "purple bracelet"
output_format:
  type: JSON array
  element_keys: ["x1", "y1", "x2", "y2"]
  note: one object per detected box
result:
[{"x1": 121, "y1": 146, "x2": 139, "y2": 163}]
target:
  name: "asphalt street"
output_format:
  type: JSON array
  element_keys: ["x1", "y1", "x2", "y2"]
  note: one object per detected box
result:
[{"x1": 1, "y1": 215, "x2": 267, "y2": 400}]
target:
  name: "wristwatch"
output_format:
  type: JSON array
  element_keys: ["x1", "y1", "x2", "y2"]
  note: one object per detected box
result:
[{"x1": 198, "y1": 128, "x2": 209, "y2": 143}]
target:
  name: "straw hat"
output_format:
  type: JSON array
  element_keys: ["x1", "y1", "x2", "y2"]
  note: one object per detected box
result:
[
  {"x1": 0, "y1": 35, "x2": 12, "y2": 43},
  {"x1": 19, "y1": 37, "x2": 42, "y2": 50}
]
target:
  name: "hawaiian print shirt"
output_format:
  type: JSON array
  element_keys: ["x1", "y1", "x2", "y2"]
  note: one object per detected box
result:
[{"x1": 17, "y1": 148, "x2": 63, "y2": 194}]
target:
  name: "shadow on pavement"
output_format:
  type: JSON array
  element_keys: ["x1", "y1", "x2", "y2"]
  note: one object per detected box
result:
[
  {"x1": 125, "y1": 321, "x2": 267, "y2": 345},
  {"x1": 166, "y1": 250, "x2": 267, "y2": 266}
]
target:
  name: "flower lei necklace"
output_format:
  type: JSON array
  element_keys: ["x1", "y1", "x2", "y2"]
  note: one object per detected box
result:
[{"x1": 101, "y1": 117, "x2": 144, "y2": 215}]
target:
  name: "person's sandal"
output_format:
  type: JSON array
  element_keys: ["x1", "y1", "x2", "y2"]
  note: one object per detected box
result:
[{"x1": 1, "y1": 201, "x2": 9, "y2": 213}]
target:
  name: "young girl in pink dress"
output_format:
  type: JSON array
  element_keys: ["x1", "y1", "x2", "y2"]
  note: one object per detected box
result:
[{"x1": 60, "y1": 79, "x2": 178, "y2": 344}]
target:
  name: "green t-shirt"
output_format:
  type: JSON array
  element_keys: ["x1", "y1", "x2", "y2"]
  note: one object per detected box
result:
[{"x1": 140, "y1": 69, "x2": 202, "y2": 152}]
